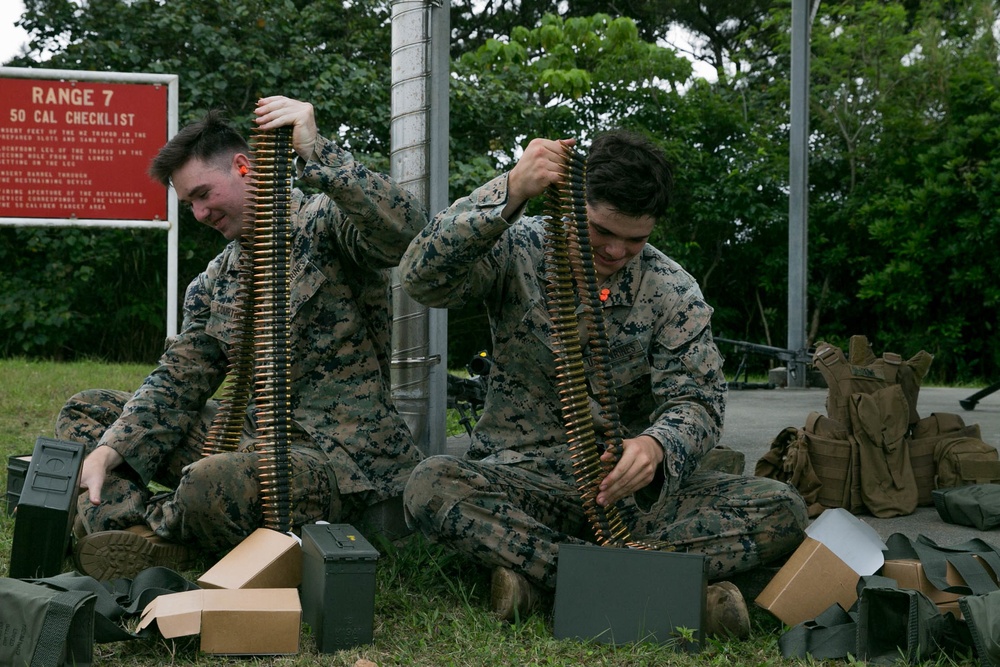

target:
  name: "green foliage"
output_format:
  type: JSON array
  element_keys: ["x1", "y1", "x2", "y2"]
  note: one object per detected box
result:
[
  {"x1": 852, "y1": 3, "x2": 1000, "y2": 379},
  {"x1": 800, "y1": 0, "x2": 1000, "y2": 381},
  {"x1": 0, "y1": 227, "x2": 166, "y2": 359}
]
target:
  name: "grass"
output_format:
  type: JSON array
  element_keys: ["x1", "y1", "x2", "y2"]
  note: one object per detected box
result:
[{"x1": 0, "y1": 358, "x2": 980, "y2": 666}]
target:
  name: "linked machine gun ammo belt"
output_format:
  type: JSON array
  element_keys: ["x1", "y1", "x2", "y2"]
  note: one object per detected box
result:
[
  {"x1": 544, "y1": 143, "x2": 670, "y2": 551},
  {"x1": 202, "y1": 125, "x2": 296, "y2": 533}
]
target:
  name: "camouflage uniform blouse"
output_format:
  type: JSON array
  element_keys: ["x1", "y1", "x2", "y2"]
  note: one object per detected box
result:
[
  {"x1": 400, "y1": 173, "x2": 726, "y2": 495},
  {"x1": 95, "y1": 136, "x2": 425, "y2": 501}
]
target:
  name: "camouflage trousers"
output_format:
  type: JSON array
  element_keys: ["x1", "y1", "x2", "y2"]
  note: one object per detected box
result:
[
  {"x1": 54, "y1": 389, "x2": 347, "y2": 554},
  {"x1": 404, "y1": 455, "x2": 808, "y2": 590}
]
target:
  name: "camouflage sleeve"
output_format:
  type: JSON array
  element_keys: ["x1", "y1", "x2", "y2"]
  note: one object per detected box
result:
[
  {"x1": 644, "y1": 291, "x2": 727, "y2": 491},
  {"x1": 297, "y1": 135, "x2": 427, "y2": 268},
  {"x1": 399, "y1": 173, "x2": 515, "y2": 307},
  {"x1": 96, "y1": 265, "x2": 229, "y2": 483}
]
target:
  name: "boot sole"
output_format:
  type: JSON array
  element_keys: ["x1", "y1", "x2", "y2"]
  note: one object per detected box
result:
[{"x1": 74, "y1": 529, "x2": 194, "y2": 581}]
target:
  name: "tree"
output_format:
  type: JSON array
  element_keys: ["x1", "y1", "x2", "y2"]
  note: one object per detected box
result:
[
  {"x1": 448, "y1": 0, "x2": 779, "y2": 82},
  {"x1": 738, "y1": 0, "x2": 1000, "y2": 381},
  {"x1": 852, "y1": 0, "x2": 1000, "y2": 380}
]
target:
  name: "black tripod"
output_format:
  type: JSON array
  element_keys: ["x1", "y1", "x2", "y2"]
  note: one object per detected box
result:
[{"x1": 960, "y1": 381, "x2": 1000, "y2": 411}]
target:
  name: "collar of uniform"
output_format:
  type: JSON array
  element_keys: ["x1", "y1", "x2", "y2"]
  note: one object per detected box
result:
[{"x1": 600, "y1": 252, "x2": 642, "y2": 308}]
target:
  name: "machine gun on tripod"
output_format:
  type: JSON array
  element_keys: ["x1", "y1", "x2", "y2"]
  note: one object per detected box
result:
[
  {"x1": 447, "y1": 351, "x2": 491, "y2": 437},
  {"x1": 715, "y1": 337, "x2": 815, "y2": 389}
]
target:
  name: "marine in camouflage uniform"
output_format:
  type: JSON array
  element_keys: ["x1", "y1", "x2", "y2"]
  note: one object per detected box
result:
[
  {"x1": 400, "y1": 131, "x2": 807, "y2": 593},
  {"x1": 55, "y1": 97, "x2": 425, "y2": 556}
]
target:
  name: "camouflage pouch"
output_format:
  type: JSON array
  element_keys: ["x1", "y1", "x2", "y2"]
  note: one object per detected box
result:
[
  {"x1": 908, "y1": 413, "x2": 980, "y2": 506},
  {"x1": 849, "y1": 384, "x2": 917, "y2": 518},
  {"x1": 933, "y1": 485, "x2": 1000, "y2": 531},
  {"x1": 802, "y1": 411, "x2": 864, "y2": 514},
  {"x1": 755, "y1": 425, "x2": 824, "y2": 517},
  {"x1": 934, "y1": 435, "x2": 1000, "y2": 489}
]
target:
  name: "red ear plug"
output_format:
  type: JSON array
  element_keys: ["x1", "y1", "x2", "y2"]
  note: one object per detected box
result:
[{"x1": 239, "y1": 165, "x2": 249, "y2": 175}]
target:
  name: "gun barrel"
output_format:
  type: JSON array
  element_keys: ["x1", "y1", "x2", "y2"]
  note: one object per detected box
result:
[{"x1": 715, "y1": 338, "x2": 813, "y2": 364}]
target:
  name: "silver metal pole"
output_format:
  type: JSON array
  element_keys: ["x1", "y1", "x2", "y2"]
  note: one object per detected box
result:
[
  {"x1": 787, "y1": 0, "x2": 810, "y2": 387},
  {"x1": 389, "y1": 0, "x2": 449, "y2": 453}
]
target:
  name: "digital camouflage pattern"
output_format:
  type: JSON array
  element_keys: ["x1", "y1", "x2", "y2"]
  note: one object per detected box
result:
[
  {"x1": 55, "y1": 136, "x2": 425, "y2": 554},
  {"x1": 400, "y1": 173, "x2": 807, "y2": 589}
]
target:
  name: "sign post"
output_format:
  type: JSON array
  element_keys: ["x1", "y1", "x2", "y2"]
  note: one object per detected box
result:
[{"x1": 0, "y1": 67, "x2": 179, "y2": 335}]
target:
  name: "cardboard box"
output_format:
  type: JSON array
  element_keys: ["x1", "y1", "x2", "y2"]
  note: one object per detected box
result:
[
  {"x1": 881, "y1": 557, "x2": 998, "y2": 619},
  {"x1": 756, "y1": 508, "x2": 886, "y2": 625},
  {"x1": 197, "y1": 528, "x2": 301, "y2": 589},
  {"x1": 553, "y1": 544, "x2": 707, "y2": 650},
  {"x1": 138, "y1": 588, "x2": 301, "y2": 655}
]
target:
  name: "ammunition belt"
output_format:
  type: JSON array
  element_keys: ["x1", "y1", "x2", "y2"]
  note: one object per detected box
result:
[
  {"x1": 203, "y1": 125, "x2": 295, "y2": 533},
  {"x1": 544, "y1": 143, "x2": 670, "y2": 551}
]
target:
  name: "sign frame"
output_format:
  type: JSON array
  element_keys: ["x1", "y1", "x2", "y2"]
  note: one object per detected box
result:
[{"x1": 0, "y1": 67, "x2": 180, "y2": 336}]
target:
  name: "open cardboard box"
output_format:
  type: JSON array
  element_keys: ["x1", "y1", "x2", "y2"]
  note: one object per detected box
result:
[
  {"x1": 138, "y1": 588, "x2": 301, "y2": 655},
  {"x1": 881, "y1": 555, "x2": 998, "y2": 619},
  {"x1": 140, "y1": 528, "x2": 304, "y2": 655},
  {"x1": 756, "y1": 508, "x2": 886, "y2": 625}
]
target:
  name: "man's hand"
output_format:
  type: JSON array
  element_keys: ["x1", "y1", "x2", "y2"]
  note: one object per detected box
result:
[
  {"x1": 501, "y1": 137, "x2": 576, "y2": 220},
  {"x1": 254, "y1": 96, "x2": 319, "y2": 163},
  {"x1": 79, "y1": 445, "x2": 124, "y2": 506},
  {"x1": 596, "y1": 435, "x2": 664, "y2": 507}
]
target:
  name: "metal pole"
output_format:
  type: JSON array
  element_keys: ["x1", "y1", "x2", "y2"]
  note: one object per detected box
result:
[
  {"x1": 389, "y1": 0, "x2": 449, "y2": 453},
  {"x1": 787, "y1": 0, "x2": 810, "y2": 387}
]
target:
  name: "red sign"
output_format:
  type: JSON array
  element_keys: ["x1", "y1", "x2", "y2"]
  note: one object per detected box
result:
[{"x1": 0, "y1": 77, "x2": 168, "y2": 221}]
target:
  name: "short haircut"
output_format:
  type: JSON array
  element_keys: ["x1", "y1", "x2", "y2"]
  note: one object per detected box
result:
[
  {"x1": 148, "y1": 110, "x2": 250, "y2": 187},
  {"x1": 586, "y1": 129, "x2": 673, "y2": 221}
]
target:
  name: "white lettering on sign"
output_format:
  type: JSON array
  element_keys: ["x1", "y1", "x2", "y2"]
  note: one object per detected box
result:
[{"x1": 31, "y1": 86, "x2": 96, "y2": 106}]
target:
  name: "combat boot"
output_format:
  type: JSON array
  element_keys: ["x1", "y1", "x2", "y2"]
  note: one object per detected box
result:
[
  {"x1": 74, "y1": 525, "x2": 195, "y2": 581},
  {"x1": 704, "y1": 581, "x2": 751, "y2": 639},
  {"x1": 491, "y1": 566, "x2": 542, "y2": 621}
]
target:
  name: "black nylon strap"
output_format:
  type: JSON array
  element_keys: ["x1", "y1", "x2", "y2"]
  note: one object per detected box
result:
[
  {"x1": 884, "y1": 532, "x2": 1000, "y2": 595},
  {"x1": 946, "y1": 552, "x2": 999, "y2": 595},
  {"x1": 778, "y1": 603, "x2": 856, "y2": 660}
]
